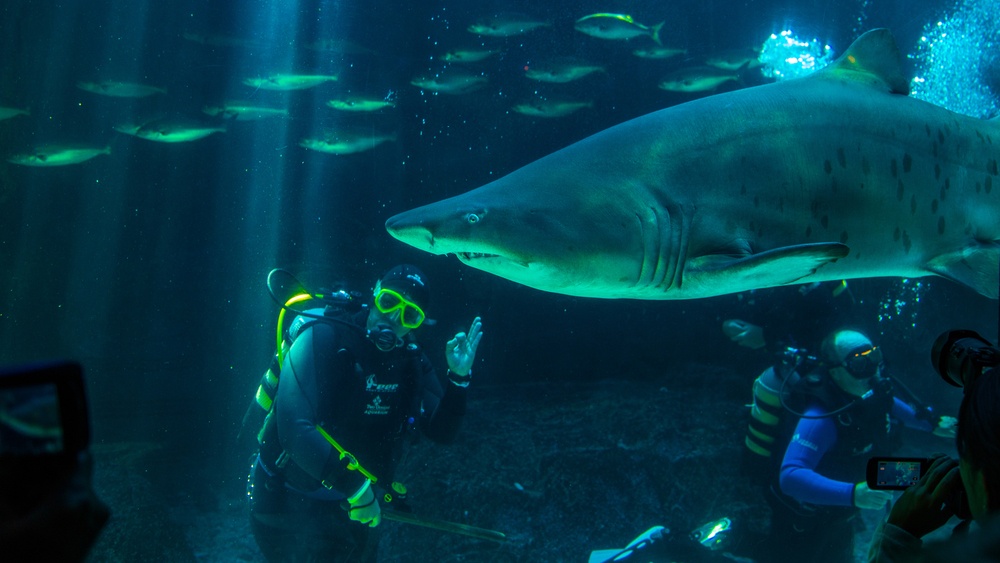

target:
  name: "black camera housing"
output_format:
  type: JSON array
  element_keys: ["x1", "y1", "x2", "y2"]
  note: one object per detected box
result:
[
  {"x1": 930, "y1": 329, "x2": 1000, "y2": 388},
  {"x1": 0, "y1": 361, "x2": 90, "y2": 459}
]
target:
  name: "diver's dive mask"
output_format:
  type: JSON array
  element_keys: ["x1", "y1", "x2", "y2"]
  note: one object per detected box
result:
[{"x1": 843, "y1": 345, "x2": 884, "y2": 379}]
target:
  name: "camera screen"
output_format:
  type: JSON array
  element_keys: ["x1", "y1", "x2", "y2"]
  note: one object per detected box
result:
[
  {"x1": 0, "y1": 382, "x2": 64, "y2": 456},
  {"x1": 875, "y1": 460, "x2": 922, "y2": 488}
]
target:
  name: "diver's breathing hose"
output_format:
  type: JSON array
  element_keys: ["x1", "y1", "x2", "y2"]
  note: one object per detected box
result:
[{"x1": 267, "y1": 268, "x2": 367, "y2": 365}]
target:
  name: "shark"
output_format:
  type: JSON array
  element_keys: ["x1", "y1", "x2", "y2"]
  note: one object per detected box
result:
[{"x1": 385, "y1": 30, "x2": 1000, "y2": 300}]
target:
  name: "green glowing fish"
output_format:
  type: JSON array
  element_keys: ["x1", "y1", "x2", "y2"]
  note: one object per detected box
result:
[
  {"x1": 575, "y1": 13, "x2": 664, "y2": 45},
  {"x1": 326, "y1": 96, "x2": 396, "y2": 112},
  {"x1": 8, "y1": 145, "x2": 110, "y2": 166},
  {"x1": 243, "y1": 74, "x2": 338, "y2": 91}
]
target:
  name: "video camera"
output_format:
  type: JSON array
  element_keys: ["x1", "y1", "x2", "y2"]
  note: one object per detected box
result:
[
  {"x1": 931, "y1": 329, "x2": 1000, "y2": 388},
  {"x1": 864, "y1": 329, "x2": 1000, "y2": 518},
  {"x1": 0, "y1": 361, "x2": 91, "y2": 511}
]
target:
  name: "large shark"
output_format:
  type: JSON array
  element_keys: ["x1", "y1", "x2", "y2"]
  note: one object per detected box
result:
[{"x1": 386, "y1": 30, "x2": 1000, "y2": 300}]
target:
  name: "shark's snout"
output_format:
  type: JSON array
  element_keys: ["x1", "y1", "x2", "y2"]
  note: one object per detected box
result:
[{"x1": 385, "y1": 212, "x2": 435, "y2": 251}]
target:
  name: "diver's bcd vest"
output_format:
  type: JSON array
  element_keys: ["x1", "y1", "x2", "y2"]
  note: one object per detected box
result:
[{"x1": 237, "y1": 290, "x2": 362, "y2": 451}]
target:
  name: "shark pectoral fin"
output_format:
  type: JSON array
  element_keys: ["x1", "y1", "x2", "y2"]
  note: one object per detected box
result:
[
  {"x1": 926, "y1": 243, "x2": 1000, "y2": 299},
  {"x1": 689, "y1": 243, "x2": 850, "y2": 287}
]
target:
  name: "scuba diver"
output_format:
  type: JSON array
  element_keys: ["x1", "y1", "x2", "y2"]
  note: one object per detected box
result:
[
  {"x1": 745, "y1": 328, "x2": 955, "y2": 563},
  {"x1": 245, "y1": 264, "x2": 483, "y2": 562}
]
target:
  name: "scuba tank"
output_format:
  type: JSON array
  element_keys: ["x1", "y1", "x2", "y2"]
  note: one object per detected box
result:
[
  {"x1": 236, "y1": 269, "x2": 363, "y2": 450},
  {"x1": 743, "y1": 347, "x2": 821, "y2": 478}
]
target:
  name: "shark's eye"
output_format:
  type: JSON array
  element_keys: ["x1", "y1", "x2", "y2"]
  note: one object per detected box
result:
[{"x1": 465, "y1": 213, "x2": 481, "y2": 224}]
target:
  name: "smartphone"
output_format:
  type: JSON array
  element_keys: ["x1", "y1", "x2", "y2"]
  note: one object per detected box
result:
[
  {"x1": 866, "y1": 457, "x2": 932, "y2": 490},
  {"x1": 0, "y1": 361, "x2": 89, "y2": 459}
]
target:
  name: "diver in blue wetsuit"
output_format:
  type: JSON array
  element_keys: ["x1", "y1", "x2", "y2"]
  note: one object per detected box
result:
[
  {"x1": 247, "y1": 265, "x2": 483, "y2": 563},
  {"x1": 757, "y1": 329, "x2": 955, "y2": 563}
]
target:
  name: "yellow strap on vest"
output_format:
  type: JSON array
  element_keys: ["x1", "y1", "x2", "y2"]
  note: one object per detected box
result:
[{"x1": 315, "y1": 424, "x2": 379, "y2": 483}]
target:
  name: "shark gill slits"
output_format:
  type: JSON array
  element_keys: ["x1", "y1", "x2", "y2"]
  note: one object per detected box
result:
[
  {"x1": 837, "y1": 148, "x2": 846, "y2": 168},
  {"x1": 987, "y1": 176, "x2": 993, "y2": 194},
  {"x1": 990, "y1": 159, "x2": 998, "y2": 176},
  {"x1": 931, "y1": 199, "x2": 939, "y2": 214},
  {"x1": 903, "y1": 154, "x2": 912, "y2": 173},
  {"x1": 903, "y1": 231, "x2": 912, "y2": 254},
  {"x1": 925, "y1": 124, "x2": 931, "y2": 137},
  {"x1": 937, "y1": 129, "x2": 945, "y2": 145},
  {"x1": 938, "y1": 217, "x2": 945, "y2": 235}
]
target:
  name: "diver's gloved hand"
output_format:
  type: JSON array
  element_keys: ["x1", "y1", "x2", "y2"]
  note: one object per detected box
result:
[
  {"x1": 347, "y1": 484, "x2": 381, "y2": 527},
  {"x1": 853, "y1": 482, "x2": 892, "y2": 510},
  {"x1": 446, "y1": 316, "x2": 483, "y2": 385},
  {"x1": 932, "y1": 415, "x2": 957, "y2": 438},
  {"x1": 722, "y1": 319, "x2": 766, "y2": 350}
]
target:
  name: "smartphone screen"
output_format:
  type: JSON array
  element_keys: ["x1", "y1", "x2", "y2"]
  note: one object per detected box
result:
[{"x1": 866, "y1": 457, "x2": 931, "y2": 490}]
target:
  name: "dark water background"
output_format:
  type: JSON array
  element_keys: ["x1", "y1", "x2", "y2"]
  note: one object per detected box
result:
[{"x1": 1, "y1": 0, "x2": 996, "y2": 560}]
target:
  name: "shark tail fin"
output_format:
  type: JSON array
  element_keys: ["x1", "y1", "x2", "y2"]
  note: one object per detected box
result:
[
  {"x1": 817, "y1": 28, "x2": 910, "y2": 95},
  {"x1": 927, "y1": 242, "x2": 1000, "y2": 299}
]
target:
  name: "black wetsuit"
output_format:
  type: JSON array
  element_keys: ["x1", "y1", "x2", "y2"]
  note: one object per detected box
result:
[{"x1": 248, "y1": 308, "x2": 467, "y2": 562}]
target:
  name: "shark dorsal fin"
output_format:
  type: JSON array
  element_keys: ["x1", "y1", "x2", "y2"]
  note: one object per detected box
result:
[{"x1": 816, "y1": 28, "x2": 909, "y2": 95}]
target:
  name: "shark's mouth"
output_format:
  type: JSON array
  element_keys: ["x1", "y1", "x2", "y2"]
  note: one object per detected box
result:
[{"x1": 457, "y1": 251, "x2": 499, "y2": 260}]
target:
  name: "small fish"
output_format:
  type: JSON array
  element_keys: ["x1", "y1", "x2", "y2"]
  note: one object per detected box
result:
[
  {"x1": 203, "y1": 102, "x2": 289, "y2": 120},
  {"x1": 299, "y1": 130, "x2": 397, "y2": 155},
  {"x1": 128, "y1": 119, "x2": 226, "y2": 143},
  {"x1": 0, "y1": 106, "x2": 30, "y2": 121},
  {"x1": 705, "y1": 48, "x2": 763, "y2": 71},
  {"x1": 326, "y1": 96, "x2": 396, "y2": 112},
  {"x1": 512, "y1": 99, "x2": 593, "y2": 118},
  {"x1": 76, "y1": 80, "x2": 167, "y2": 98},
  {"x1": 243, "y1": 74, "x2": 338, "y2": 91},
  {"x1": 658, "y1": 66, "x2": 740, "y2": 93},
  {"x1": 442, "y1": 48, "x2": 500, "y2": 63},
  {"x1": 632, "y1": 47, "x2": 687, "y2": 60},
  {"x1": 524, "y1": 58, "x2": 605, "y2": 83},
  {"x1": 467, "y1": 13, "x2": 549, "y2": 37},
  {"x1": 8, "y1": 145, "x2": 110, "y2": 167},
  {"x1": 410, "y1": 71, "x2": 488, "y2": 95},
  {"x1": 575, "y1": 13, "x2": 664, "y2": 45}
]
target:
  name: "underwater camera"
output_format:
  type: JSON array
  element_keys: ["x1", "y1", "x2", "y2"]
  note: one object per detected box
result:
[
  {"x1": 930, "y1": 329, "x2": 1000, "y2": 388},
  {"x1": 0, "y1": 361, "x2": 90, "y2": 511}
]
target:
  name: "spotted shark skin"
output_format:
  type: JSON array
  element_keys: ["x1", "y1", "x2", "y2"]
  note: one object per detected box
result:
[{"x1": 386, "y1": 29, "x2": 1000, "y2": 300}]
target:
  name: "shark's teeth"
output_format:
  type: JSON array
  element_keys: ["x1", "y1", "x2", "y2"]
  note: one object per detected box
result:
[{"x1": 458, "y1": 252, "x2": 498, "y2": 260}]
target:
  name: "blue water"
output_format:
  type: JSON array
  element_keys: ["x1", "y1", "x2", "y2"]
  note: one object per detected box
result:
[{"x1": 1, "y1": 0, "x2": 997, "y2": 560}]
